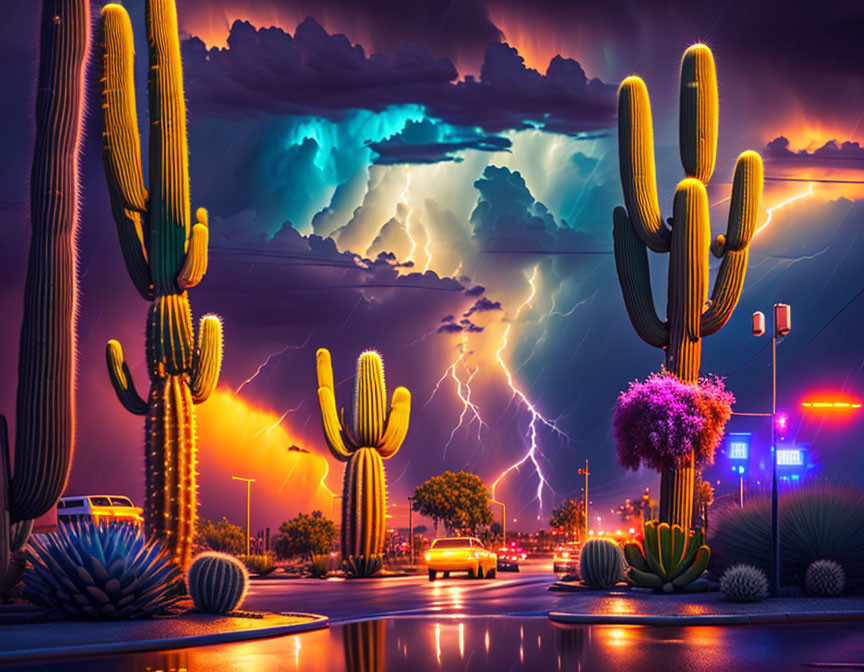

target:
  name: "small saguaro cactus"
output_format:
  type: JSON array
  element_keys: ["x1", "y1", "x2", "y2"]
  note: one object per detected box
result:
[
  {"x1": 98, "y1": 0, "x2": 223, "y2": 573},
  {"x1": 0, "y1": 0, "x2": 89, "y2": 587},
  {"x1": 316, "y1": 349, "x2": 411, "y2": 576},
  {"x1": 613, "y1": 44, "x2": 763, "y2": 531}
]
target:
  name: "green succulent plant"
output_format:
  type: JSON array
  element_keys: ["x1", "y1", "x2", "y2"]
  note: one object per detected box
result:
[
  {"x1": 579, "y1": 538, "x2": 624, "y2": 588},
  {"x1": 624, "y1": 521, "x2": 710, "y2": 591},
  {"x1": 720, "y1": 564, "x2": 768, "y2": 602},
  {"x1": 805, "y1": 559, "x2": 845, "y2": 597},
  {"x1": 187, "y1": 552, "x2": 248, "y2": 614},
  {"x1": 24, "y1": 520, "x2": 180, "y2": 619}
]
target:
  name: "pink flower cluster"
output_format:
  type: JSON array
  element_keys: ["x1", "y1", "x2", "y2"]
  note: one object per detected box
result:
[{"x1": 614, "y1": 371, "x2": 735, "y2": 472}]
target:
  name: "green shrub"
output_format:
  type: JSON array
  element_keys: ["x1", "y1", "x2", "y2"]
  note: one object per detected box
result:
[
  {"x1": 710, "y1": 485, "x2": 864, "y2": 589},
  {"x1": 309, "y1": 554, "x2": 330, "y2": 579},
  {"x1": 239, "y1": 553, "x2": 276, "y2": 576},
  {"x1": 195, "y1": 517, "x2": 245, "y2": 555}
]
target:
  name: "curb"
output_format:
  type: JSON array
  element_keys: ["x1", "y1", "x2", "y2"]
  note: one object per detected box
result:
[
  {"x1": 548, "y1": 610, "x2": 864, "y2": 626},
  {"x1": 0, "y1": 613, "x2": 329, "y2": 664}
]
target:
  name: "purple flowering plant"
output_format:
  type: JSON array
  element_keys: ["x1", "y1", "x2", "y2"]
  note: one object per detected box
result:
[{"x1": 614, "y1": 371, "x2": 735, "y2": 472}]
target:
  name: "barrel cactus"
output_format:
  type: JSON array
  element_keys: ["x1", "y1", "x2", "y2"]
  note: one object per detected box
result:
[
  {"x1": 579, "y1": 538, "x2": 624, "y2": 588},
  {"x1": 805, "y1": 559, "x2": 845, "y2": 597},
  {"x1": 98, "y1": 1, "x2": 224, "y2": 573},
  {"x1": 24, "y1": 521, "x2": 180, "y2": 618},
  {"x1": 188, "y1": 552, "x2": 248, "y2": 614},
  {"x1": 0, "y1": 0, "x2": 88, "y2": 589},
  {"x1": 720, "y1": 564, "x2": 768, "y2": 602},
  {"x1": 316, "y1": 349, "x2": 411, "y2": 577},
  {"x1": 614, "y1": 43, "x2": 762, "y2": 531},
  {"x1": 624, "y1": 521, "x2": 711, "y2": 591}
]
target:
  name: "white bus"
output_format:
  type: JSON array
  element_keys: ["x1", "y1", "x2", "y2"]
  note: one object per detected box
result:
[{"x1": 57, "y1": 495, "x2": 143, "y2": 527}]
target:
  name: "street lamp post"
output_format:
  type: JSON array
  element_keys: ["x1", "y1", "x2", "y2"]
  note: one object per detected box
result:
[
  {"x1": 578, "y1": 461, "x2": 589, "y2": 542},
  {"x1": 232, "y1": 476, "x2": 255, "y2": 556},
  {"x1": 408, "y1": 495, "x2": 414, "y2": 565},
  {"x1": 752, "y1": 304, "x2": 791, "y2": 596},
  {"x1": 489, "y1": 498, "x2": 506, "y2": 545}
]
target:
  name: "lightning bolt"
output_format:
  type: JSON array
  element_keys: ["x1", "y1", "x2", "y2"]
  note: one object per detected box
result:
[
  {"x1": 754, "y1": 182, "x2": 815, "y2": 238},
  {"x1": 236, "y1": 332, "x2": 313, "y2": 394},
  {"x1": 249, "y1": 402, "x2": 303, "y2": 439},
  {"x1": 426, "y1": 334, "x2": 487, "y2": 459},
  {"x1": 400, "y1": 170, "x2": 418, "y2": 265},
  {"x1": 492, "y1": 265, "x2": 564, "y2": 516},
  {"x1": 398, "y1": 168, "x2": 435, "y2": 273}
]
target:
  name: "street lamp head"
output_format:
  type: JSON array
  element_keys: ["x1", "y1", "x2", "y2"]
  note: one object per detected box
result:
[
  {"x1": 774, "y1": 304, "x2": 791, "y2": 338},
  {"x1": 752, "y1": 311, "x2": 766, "y2": 337}
]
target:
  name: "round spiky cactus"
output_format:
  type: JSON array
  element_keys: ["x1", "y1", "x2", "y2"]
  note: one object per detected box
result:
[
  {"x1": 805, "y1": 559, "x2": 845, "y2": 597},
  {"x1": 720, "y1": 564, "x2": 768, "y2": 602},
  {"x1": 24, "y1": 520, "x2": 181, "y2": 619},
  {"x1": 187, "y1": 552, "x2": 248, "y2": 614},
  {"x1": 580, "y1": 538, "x2": 624, "y2": 588}
]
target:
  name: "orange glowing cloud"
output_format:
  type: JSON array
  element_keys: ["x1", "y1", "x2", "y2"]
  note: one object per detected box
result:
[{"x1": 195, "y1": 388, "x2": 336, "y2": 532}]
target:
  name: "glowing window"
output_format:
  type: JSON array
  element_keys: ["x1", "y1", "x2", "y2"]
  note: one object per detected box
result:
[
  {"x1": 729, "y1": 441, "x2": 749, "y2": 460},
  {"x1": 776, "y1": 449, "x2": 803, "y2": 466}
]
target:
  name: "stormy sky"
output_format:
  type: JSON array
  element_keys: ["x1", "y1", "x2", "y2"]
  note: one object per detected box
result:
[{"x1": 1, "y1": 0, "x2": 864, "y2": 534}]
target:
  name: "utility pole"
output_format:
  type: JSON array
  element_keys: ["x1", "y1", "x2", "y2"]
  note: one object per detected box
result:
[
  {"x1": 232, "y1": 476, "x2": 255, "y2": 556},
  {"x1": 408, "y1": 495, "x2": 414, "y2": 565},
  {"x1": 578, "y1": 460, "x2": 589, "y2": 542}
]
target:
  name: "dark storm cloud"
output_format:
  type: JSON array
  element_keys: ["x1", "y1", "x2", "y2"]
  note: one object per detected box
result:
[
  {"x1": 766, "y1": 136, "x2": 864, "y2": 164},
  {"x1": 369, "y1": 119, "x2": 511, "y2": 165},
  {"x1": 181, "y1": 18, "x2": 615, "y2": 134},
  {"x1": 463, "y1": 296, "x2": 502, "y2": 316}
]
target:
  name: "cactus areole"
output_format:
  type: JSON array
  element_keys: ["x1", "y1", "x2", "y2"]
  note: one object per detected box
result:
[
  {"x1": 316, "y1": 349, "x2": 411, "y2": 575},
  {"x1": 98, "y1": 1, "x2": 224, "y2": 573},
  {"x1": 613, "y1": 44, "x2": 762, "y2": 530}
]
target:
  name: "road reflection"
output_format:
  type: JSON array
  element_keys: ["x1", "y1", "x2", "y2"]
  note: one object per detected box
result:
[{"x1": 5, "y1": 618, "x2": 863, "y2": 671}]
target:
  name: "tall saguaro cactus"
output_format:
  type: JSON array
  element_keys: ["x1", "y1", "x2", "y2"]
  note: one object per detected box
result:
[
  {"x1": 613, "y1": 44, "x2": 763, "y2": 530},
  {"x1": 99, "y1": 1, "x2": 223, "y2": 572},
  {"x1": 316, "y1": 349, "x2": 410, "y2": 576},
  {"x1": 0, "y1": 0, "x2": 88, "y2": 586}
]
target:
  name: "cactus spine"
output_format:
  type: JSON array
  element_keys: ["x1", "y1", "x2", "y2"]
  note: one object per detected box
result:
[
  {"x1": 99, "y1": 1, "x2": 223, "y2": 572},
  {"x1": 579, "y1": 538, "x2": 624, "y2": 588},
  {"x1": 316, "y1": 349, "x2": 411, "y2": 576},
  {"x1": 0, "y1": 0, "x2": 88, "y2": 585},
  {"x1": 187, "y1": 552, "x2": 248, "y2": 614},
  {"x1": 614, "y1": 44, "x2": 763, "y2": 530}
]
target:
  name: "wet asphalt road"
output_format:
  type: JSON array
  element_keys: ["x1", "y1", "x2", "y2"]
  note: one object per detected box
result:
[
  {"x1": 6, "y1": 559, "x2": 864, "y2": 670},
  {"x1": 244, "y1": 557, "x2": 561, "y2": 621}
]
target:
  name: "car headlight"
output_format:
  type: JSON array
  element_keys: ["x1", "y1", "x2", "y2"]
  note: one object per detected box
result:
[
  {"x1": 425, "y1": 553, "x2": 431, "y2": 561},
  {"x1": 472, "y1": 552, "x2": 480, "y2": 559}
]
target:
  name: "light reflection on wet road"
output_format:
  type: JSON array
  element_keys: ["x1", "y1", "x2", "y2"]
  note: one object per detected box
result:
[{"x1": 5, "y1": 618, "x2": 864, "y2": 671}]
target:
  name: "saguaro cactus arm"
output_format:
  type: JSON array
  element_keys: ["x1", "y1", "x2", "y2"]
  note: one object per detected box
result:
[
  {"x1": 679, "y1": 44, "x2": 718, "y2": 183},
  {"x1": 316, "y1": 349, "x2": 354, "y2": 460},
  {"x1": 617, "y1": 77, "x2": 670, "y2": 253},
  {"x1": 106, "y1": 340, "x2": 148, "y2": 415},
  {"x1": 146, "y1": 0, "x2": 192, "y2": 292},
  {"x1": 701, "y1": 151, "x2": 763, "y2": 336},
  {"x1": 179, "y1": 209, "x2": 210, "y2": 290},
  {"x1": 191, "y1": 315, "x2": 223, "y2": 404},
  {"x1": 378, "y1": 387, "x2": 411, "y2": 459},
  {"x1": 612, "y1": 207, "x2": 669, "y2": 348},
  {"x1": 100, "y1": 5, "x2": 153, "y2": 301}
]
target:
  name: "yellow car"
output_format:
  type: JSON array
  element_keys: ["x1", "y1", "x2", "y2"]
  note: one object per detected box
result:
[{"x1": 425, "y1": 537, "x2": 497, "y2": 581}]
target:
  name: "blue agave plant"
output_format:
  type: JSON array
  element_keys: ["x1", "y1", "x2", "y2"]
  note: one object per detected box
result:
[{"x1": 24, "y1": 520, "x2": 180, "y2": 619}]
